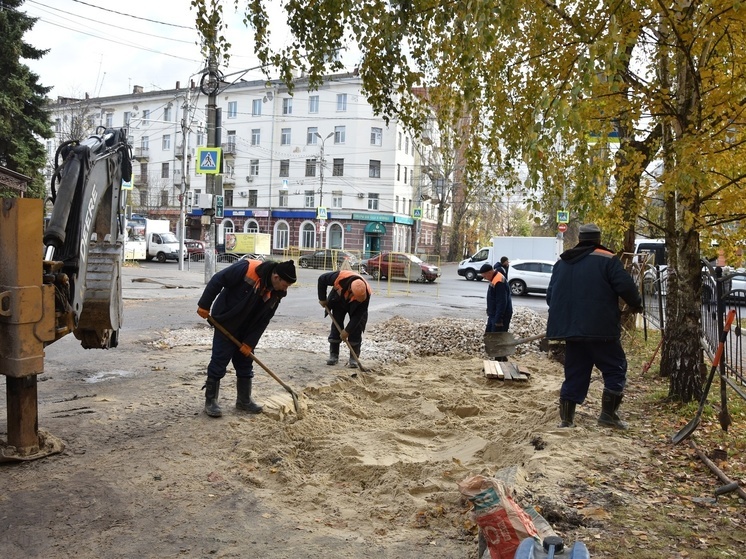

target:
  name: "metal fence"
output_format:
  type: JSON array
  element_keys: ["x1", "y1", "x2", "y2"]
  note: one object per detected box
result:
[{"x1": 629, "y1": 257, "x2": 746, "y2": 398}]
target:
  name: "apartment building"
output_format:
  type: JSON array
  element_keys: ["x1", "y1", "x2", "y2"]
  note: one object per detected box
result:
[{"x1": 45, "y1": 72, "x2": 450, "y2": 258}]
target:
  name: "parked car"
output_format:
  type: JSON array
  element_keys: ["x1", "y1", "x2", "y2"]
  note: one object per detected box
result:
[
  {"x1": 185, "y1": 240, "x2": 208, "y2": 261},
  {"x1": 507, "y1": 259, "x2": 554, "y2": 296},
  {"x1": 298, "y1": 249, "x2": 360, "y2": 270},
  {"x1": 361, "y1": 252, "x2": 440, "y2": 283}
]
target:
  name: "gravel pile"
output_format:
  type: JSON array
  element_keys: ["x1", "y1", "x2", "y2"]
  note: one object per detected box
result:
[{"x1": 151, "y1": 307, "x2": 548, "y2": 365}]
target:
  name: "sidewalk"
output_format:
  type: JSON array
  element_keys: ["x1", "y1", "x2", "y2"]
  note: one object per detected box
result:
[{"x1": 122, "y1": 262, "x2": 207, "y2": 300}]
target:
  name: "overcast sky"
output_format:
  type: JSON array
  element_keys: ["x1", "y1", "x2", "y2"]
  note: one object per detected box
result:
[{"x1": 22, "y1": 0, "x2": 296, "y2": 99}]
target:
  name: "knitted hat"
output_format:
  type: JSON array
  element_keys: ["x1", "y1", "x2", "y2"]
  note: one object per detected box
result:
[
  {"x1": 578, "y1": 223, "x2": 602, "y2": 244},
  {"x1": 275, "y1": 260, "x2": 297, "y2": 283},
  {"x1": 479, "y1": 263, "x2": 494, "y2": 274}
]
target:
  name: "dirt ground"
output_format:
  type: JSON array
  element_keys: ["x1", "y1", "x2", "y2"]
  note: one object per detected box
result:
[{"x1": 0, "y1": 294, "x2": 658, "y2": 559}]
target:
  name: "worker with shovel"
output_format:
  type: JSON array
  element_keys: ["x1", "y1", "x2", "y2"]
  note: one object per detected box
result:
[
  {"x1": 318, "y1": 270, "x2": 371, "y2": 368},
  {"x1": 546, "y1": 223, "x2": 642, "y2": 429},
  {"x1": 197, "y1": 259, "x2": 297, "y2": 418}
]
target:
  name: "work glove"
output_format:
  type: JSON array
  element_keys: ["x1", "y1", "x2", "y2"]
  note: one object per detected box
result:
[
  {"x1": 197, "y1": 307, "x2": 210, "y2": 319},
  {"x1": 340, "y1": 329, "x2": 349, "y2": 341},
  {"x1": 239, "y1": 343, "x2": 253, "y2": 357}
]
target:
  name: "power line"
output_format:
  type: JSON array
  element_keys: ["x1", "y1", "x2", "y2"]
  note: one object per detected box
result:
[{"x1": 68, "y1": 0, "x2": 193, "y2": 29}]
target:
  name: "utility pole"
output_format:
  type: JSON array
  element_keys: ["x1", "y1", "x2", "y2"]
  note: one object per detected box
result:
[
  {"x1": 178, "y1": 85, "x2": 191, "y2": 271},
  {"x1": 201, "y1": 53, "x2": 220, "y2": 283},
  {"x1": 314, "y1": 131, "x2": 333, "y2": 249}
]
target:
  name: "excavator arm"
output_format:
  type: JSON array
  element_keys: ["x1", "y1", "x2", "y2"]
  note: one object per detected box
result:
[{"x1": 43, "y1": 127, "x2": 132, "y2": 349}]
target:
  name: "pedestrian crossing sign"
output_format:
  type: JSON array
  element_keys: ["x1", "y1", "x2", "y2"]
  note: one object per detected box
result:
[
  {"x1": 196, "y1": 147, "x2": 222, "y2": 174},
  {"x1": 412, "y1": 207, "x2": 422, "y2": 220}
]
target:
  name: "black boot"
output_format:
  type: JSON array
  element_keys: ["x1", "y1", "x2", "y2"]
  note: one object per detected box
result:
[
  {"x1": 326, "y1": 342, "x2": 340, "y2": 365},
  {"x1": 598, "y1": 389, "x2": 628, "y2": 429},
  {"x1": 203, "y1": 377, "x2": 222, "y2": 418},
  {"x1": 558, "y1": 399, "x2": 576, "y2": 428},
  {"x1": 347, "y1": 344, "x2": 361, "y2": 369},
  {"x1": 236, "y1": 377, "x2": 263, "y2": 414}
]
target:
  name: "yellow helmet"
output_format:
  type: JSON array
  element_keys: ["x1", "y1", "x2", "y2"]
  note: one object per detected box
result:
[{"x1": 350, "y1": 279, "x2": 368, "y2": 302}]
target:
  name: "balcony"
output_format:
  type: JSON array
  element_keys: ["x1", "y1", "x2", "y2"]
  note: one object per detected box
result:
[
  {"x1": 134, "y1": 147, "x2": 150, "y2": 160},
  {"x1": 133, "y1": 173, "x2": 148, "y2": 186},
  {"x1": 222, "y1": 142, "x2": 237, "y2": 157},
  {"x1": 175, "y1": 144, "x2": 194, "y2": 159}
]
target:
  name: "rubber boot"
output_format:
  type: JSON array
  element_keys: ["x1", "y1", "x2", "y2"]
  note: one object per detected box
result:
[
  {"x1": 598, "y1": 389, "x2": 628, "y2": 429},
  {"x1": 326, "y1": 343, "x2": 340, "y2": 365},
  {"x1": 203, "y1": 377, "x2": 222, "y2": 418},
  {"x1": 558, "y1": 399, "x2": 576, "y2": 428},
  {"x1": 236, "y1": 377, "x2": 263, "y2": 414},
  {"x1": 347, "y1": 343, "x2": 361, "y2": 369}
]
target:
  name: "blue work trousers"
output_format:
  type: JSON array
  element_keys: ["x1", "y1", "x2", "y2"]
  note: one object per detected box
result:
[
  {"x1": 206, "y1": 330, "x2": 254, "y2": 380},
  {"x1": 560, "y1": 339, "x2": 627, "y2": 404}
]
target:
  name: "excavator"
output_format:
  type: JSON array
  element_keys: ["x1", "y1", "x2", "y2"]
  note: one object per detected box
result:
[{"x1": 0, "y1": 127, "x2": 131, "y2": 461}]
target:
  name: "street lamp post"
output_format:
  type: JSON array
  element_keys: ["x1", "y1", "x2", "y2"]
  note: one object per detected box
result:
[{"x1": 314, "y1": 131, "x2": 333, "y2": 248}]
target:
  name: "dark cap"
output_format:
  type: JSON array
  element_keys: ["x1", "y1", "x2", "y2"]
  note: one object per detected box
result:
[
  {"x1": 479, "y1": 263, "x2": 494, "y2": 274},
  {"x1": 578, "y1": 223, "x2": 601, "y2": 243},
  {"x1": 274, "y1": 260, "x2": 297, "y2": 283}
]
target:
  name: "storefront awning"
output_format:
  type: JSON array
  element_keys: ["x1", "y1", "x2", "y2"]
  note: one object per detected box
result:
[{"x1": 364, "y1": 222, "x2": 387, "y2": 234}]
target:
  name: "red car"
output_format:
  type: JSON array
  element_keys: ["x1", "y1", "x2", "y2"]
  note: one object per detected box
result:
[{"x1": 361, "y1": 252, "x2": 440, "y2": 283}]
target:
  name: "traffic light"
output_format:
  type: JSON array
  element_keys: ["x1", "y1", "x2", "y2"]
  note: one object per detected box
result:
[{"x1": 214, "y1": 194, "x2": 224, "y2": 218}]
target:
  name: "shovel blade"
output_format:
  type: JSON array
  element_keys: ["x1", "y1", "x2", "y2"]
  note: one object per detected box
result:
[
  {"x1": 483, "y1": 332, "x2": 520, "y2": 357},
  {"x1": 671, "y1": 416, "x2": 700, "y2": 445}
]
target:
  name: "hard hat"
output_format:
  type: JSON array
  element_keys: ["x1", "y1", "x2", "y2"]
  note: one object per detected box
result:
[{"x1": 350, "y1": 279, "x2": 368, "y2": 302}]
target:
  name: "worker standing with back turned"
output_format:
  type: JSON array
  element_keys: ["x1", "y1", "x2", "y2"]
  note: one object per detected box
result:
[
  {"x1": 318, "y1": 269, "x2": 371, "y2": 368},
  {"x1": 546, "y1": 224, "x2": 642, "y2": 429},
  {"x1": 197, "y1": 258, "x2": 297, "y2": 418}
]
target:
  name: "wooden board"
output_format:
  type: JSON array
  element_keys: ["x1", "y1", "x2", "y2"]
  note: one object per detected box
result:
[{"x1": 482, "y1": 360, "x2": 530, "y2": 381}]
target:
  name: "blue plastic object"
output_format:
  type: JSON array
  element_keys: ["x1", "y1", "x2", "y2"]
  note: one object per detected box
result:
[{"x1": 513, "y1": 536, "x2": 591, "y2": 559}]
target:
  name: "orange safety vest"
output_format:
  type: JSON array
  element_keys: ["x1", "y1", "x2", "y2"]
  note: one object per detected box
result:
[
  {"x1": 334, "y1": 270, "x2": 371, "y2": 302},
  {"x1": 244, "y1": 260, "x2": 272, "y2": 302},
  {"x1": 490, "y1": 271, "x2": 506, "y2": 287}
]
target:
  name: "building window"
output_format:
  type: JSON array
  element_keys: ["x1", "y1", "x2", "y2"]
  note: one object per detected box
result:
[
  {"x1": 305, "y1": 159, "x2": 317, "y2": 177},
  {"x1": 250, "y1": 159, "x2": 259, "y2": 176},
  {"x1": 405, "y1": 136, "x2": 409, "y2": 154},
  {"x1": 336, "y1": 93, "x2": 347, "y2": 111},
  {"x1": 301, "y1": 222, "x2": 315, "y2": 249},
  {"x1": 164, "y1": 105, "x2": 173, "y2": 121},
  {"x1": 282, "y1": 98, "x2": 293, "y2": 115},
  {"x1": 371, "y1": 127, "x2": 382, "y2": 146},
  {"x1": 105, "y1": 113, "x2": 113, "y2": 127},
  {"x1": 404, "y1": 167, "x2": 408, "y2": 184},
  {"x1": 160, "y1": 190, "x2": 169, "y2": 206},
  {"x1": 142, "y1": 109, "x2": 150, "y2": 124},
  {"x1": 397, "y1": 164, "x2": 401, "y2": 181},
  {"x1": 332, "y1": 191, "x2": 342, "y2": 208},
  {"x1": 141, "y1": 136, "x2": 149, "y2": 150},
  {"x1": 281, "y1": 128, "x2": 291, "y2": 145},
  {"x1": 398, "y1": 132, "x2": 402, "y2": 150},
  {"x1": 161, "y1": 162, "x2": 169, "y2": 179},
  {"x1": 162, "y1": 134, "x2": 171, "y2": 150},
  {"x1": 396, "y1": 196, "x2": 399, "y2": 213},
  {"x1": 304, "y1": 190, "x2": 315, "y2": 207},
  {"x1": 369, "y1": 160, "x2": 381, "y2": 178},
  {"x1": 279, "y1": 190, "x2": 288, "y2": 206},
  {"x1": 252, "y1": 99, "x2": 262, "y2": 116},
  {"x1": 248, "y1": 190, "x2": 258, "y2": 206},
  {"x1": 368, "y1": 193, "x2": 379, "y2": 210},
  {"x1": 245, "y1": 219, "x2": 259, "y2": 232},
  {"x1": 228, "y1": 101, "x2": 237, "y2": 118},
  {"x1": 332, "y1": 158, "x2": 344, "y2": 176},
  {"x1": 309, "y1": 95, "x2": 319, "y2": 113},
  {"x1": 279, "y1": 159, "x2": 290, "y2": 177},
  {"x1": 196, "y1": 130, "x2": 205, "y2": 145},
  {"x1": 334, "y1": 125, "x2": 346, "y2": 144},
  {"x1": 226, "y1": 131, "x2": 236, "y2": 152},
  {"x1": 307, "y1": 127, "x2": 318, "y2": 145},
  {"x1": 274, "y1": 221, "x2": 289, "y2": 249},
  {"x1": 251, "y1": 129, "x2": 260, "y2": 145},
  {"x1": 123, "y1": 111, "x2": 131, "y2": 126},
  {"x1": 225, "y1": 189, "x2": 234, "y2": 207}
]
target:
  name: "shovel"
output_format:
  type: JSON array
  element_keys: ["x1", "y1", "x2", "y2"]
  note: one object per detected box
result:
[
  {"x1": 206, "y1": 315, "x2": 302, "y2": 414},
  {"x1": 672, "y1": 309, "x2": 736, "y2": 445},
  {"x1": 322, "y1": 303, "x2": 368, "y2": 374},
  {"x1": 483, "y1": 332, "x2": 545, "y2": 358}
]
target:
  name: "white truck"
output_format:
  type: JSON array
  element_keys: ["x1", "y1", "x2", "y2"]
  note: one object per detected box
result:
[
  {"x1": 458, "y1": 236, "x2": 564, "y2": 281},
  {"x1": 125, "y1": 219, "x2": 186, "y2": 263}
]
